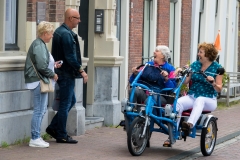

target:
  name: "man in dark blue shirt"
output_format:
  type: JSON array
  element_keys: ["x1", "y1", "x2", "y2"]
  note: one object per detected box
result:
[{"x1": 46, "y1": 8, "x2": 88, "y2": 144}]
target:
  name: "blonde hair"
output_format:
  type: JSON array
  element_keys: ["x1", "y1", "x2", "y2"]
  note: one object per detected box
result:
[{"x1": 37, "y1": 21, "x2": 54, "y2": 37}]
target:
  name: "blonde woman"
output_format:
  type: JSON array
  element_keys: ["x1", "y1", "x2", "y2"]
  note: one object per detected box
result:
[{"x1": 24, "y1": 21, "x2": 62, "y2": 148}]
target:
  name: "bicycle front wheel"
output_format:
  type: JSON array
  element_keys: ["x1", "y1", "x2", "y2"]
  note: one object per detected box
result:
[{"x1": 127, "y1": 117, "x2": 149, "y2": 156}]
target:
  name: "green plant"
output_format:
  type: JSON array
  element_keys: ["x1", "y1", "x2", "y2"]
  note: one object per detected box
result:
[
  {"x1": 13, "y1": 139, "x2": 22, "y2": 145},
  {"x1": 0, "y1": 136, "x2": 31, "y2": 148},
  {"x1": 222, "y1": 72, "x2": 229, "y2": 87},
  {"x1": 22, "y1": 137, "x2": 31, "y2": 144},
  {"x1": 13, "y1": 136, "x2": 30, "y2": 146},
  {"x1": 1, "y1": 141, "x2": 9, "y2": 148},
  {"x1": 105, "y1": 124, "x2": 117, "y2": 128},
  {"x1": 217, "y1": 100, "x2": 240, "y2": 109},
  {"x1": 180, "y1": 83, "x2": 189, "y2": 95},
  {"x1": 42, "y1": 133, "x2": 51, "y2": 141}
]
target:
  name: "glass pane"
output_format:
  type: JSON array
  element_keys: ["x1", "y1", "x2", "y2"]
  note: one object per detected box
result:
[
  {"x1": 143, "y1": 0, "x2": 150, "y2": 64},
  {"x1": 115, "y1": 0, "x2": 121, "y2": 40},
  {"x1": 5, "y1": 0, "x2": 17, "y2": 44}
]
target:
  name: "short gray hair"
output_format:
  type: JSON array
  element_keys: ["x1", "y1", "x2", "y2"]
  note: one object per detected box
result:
[{"x1": 155, "y1": 45, "x2": 171, "y2": 62}]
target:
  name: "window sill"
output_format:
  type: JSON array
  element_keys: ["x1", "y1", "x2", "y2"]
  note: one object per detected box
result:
[{"x1": 0, "y1": 51, "x2": 26, "y2": 71}]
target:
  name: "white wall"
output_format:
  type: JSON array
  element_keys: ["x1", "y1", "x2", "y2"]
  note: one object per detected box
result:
[
  {"x1": 191, "y1": 0, "x2": 239, "y2": 72},
  {"x1": 119, "y1": 0, "x2": 129, "y2": 103},
  {"x1": 225, "y1": 0, "x2": 238, "y2": 72}
]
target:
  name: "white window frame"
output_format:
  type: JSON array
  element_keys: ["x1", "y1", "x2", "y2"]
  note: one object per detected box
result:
[{"x1": 0, "y1": 0, "x2": 26, "y2": 52}]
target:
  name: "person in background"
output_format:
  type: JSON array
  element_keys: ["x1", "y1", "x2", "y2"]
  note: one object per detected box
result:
[
  {"x1": 163, "y1": 42, "x2": 223, "y2": 147},
  {"x1": 129, "y1": 45, "x2": 176, "y2": 110},
  {"x1": 46, "y1": 8, "x2": 88, "y2": 144},
  {"x1": 24, "y1": 21, "x2": 62, "y2": 148}
]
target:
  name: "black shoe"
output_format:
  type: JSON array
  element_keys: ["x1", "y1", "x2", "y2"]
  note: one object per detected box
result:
[
  {"x1": 56, "y1": 136, "x2": 78, "y2": 144},
  {"x1": 67, "y1": 135, "x2": 73, "y2": 140},
  {"x1": 46, "y1": 127, "x2": 57, "y2": 139},
  {"x1": 182, "y1": 121, "x2": 191, "y2": 136}
]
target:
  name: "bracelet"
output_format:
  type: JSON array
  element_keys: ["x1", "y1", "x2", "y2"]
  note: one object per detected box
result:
[{"x1": 80, "y1": 70, "x2": 85, "y2": 73}]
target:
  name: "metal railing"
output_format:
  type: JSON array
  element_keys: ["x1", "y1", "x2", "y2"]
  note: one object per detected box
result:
[{"x1": 218, "y1": 72, "x2": 240, "y2": 106}]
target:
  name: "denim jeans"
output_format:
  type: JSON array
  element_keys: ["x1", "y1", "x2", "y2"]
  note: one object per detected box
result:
[
  {"x1": 31, "y1": 83, "x2": 48, "y2": 140},
  {"x1": 48, "y1": 76, "x2": 76, "y2": 139}
]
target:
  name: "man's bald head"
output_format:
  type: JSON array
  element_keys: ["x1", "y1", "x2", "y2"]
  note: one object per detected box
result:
[{"x1": 64, "y1": 8, "x2": 81, "y2": 30}]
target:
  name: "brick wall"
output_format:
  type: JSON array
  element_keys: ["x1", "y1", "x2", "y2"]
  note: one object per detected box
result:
[
  {"x1": 27, "y1": 0, "x2": 65, "y2": 22},
  {"x1": 128, "y1": 0, "x2": 172, "y2": 78},
  {"x1": 180, "y1": 0, "x2": 192, "y2": 67},
  {"x1": 156, "y1": 0, "x2": 170, "y2": 46},
  {"x1": 128, "y1": 0, "x2": 144, "y2": 78}
]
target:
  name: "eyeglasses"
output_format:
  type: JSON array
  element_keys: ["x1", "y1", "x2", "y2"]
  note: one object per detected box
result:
[{"x1": 72, "y1": 16, "x2": 81, "y2": 20}]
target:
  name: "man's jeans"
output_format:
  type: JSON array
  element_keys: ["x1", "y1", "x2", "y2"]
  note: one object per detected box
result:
[
  {"x1": 31, "y1": 84, "x2": 48, "y2": 140},
  {"x1": 49, "y1": 76, "x2": 76, "y2": 139}
]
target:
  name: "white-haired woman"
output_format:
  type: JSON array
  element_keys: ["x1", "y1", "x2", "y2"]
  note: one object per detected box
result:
[
  {"x1": 24, "y1": 21, "x2": 62, "y2": 148},
  {"x1": 129, "y1": 45, "x2": 176, "y2": 110}
]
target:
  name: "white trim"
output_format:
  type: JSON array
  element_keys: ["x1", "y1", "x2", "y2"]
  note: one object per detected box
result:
[
  {"x1": 216, "y1": 0, "x2": 228, "y2": 66},
  {"x1": 0, "y1": 51, "x2": 26, "y2": 71},
  {"x1": 149, "y1": 0, "x2": 157, "y2": 57},
  {"x1": 202, "y1": 0, "x2": 216, "y2": 42},
  {"x1": 234, "y1": 1, "x2": 239, "y2": 72},
  {"x1": 119, "y1": 0, "x2": 129, "y2": 101},
  {"x1": 225, "y1": 0, "x2": 237, "y2": 72},
  {"x1": 18, "y1": 0, "x2": 27, "y2": 51},
  {"x1": 0, "y1": 0, "x2": 6, "y2": 51},
  {"x1": 0, "y1": 0, "x2": 27, "y2": 52},
  {"x1": 173, "y1": 0, "x2": 181, "y2": 67},
  {"x1": 190, "y1": 0, "x2": 200, "y2": 63},
  {"x1": 94, "y1": 56, "x2": 123, "y2": 67}
]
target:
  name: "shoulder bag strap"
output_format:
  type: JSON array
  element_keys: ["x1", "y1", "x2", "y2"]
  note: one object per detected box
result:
[{"x1": 29, "y1": 56, "x2": 41, "y2": 79}]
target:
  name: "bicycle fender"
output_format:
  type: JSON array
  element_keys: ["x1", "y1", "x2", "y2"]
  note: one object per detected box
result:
[{"x1": 202, "y1": 115, "x2": 217, "y2": 128}]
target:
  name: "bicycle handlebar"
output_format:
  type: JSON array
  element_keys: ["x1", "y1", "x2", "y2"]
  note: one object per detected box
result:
[{"x1": 200, "y1": 71, "x2": 214, "y2": 83}]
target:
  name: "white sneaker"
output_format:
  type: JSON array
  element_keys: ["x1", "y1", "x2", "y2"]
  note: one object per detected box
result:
[
  {"x1": 29, "y1": 138, "x2": 49, "y2": 148},
  {"x1": 40, "y1": 137, "x2": 49, "y2": 145}
]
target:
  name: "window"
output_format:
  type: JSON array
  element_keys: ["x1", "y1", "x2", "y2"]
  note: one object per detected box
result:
[
  {"x1": 5, "y1": 0, "x2": 19, "y2": 51},
  {"x1": 143, "y1": 0, "x2": 153, "y2": 64},
  {"x1": 115, "y1": 0, "x2": 121, "y2": 40}
]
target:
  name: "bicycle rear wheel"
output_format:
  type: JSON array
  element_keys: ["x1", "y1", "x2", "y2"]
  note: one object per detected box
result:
[{"x1": 200, "y1": 117, "x2": 217, "y2": 156}]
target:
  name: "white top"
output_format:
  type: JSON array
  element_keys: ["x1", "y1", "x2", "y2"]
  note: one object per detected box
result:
[{"x1": 25, "y1": 52, "x2": 55, "y2": 89}]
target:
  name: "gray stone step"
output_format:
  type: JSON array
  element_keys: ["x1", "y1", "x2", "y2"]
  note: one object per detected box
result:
[{"x1": 85, "y1": 117, "x2": 104, "y2": 131}]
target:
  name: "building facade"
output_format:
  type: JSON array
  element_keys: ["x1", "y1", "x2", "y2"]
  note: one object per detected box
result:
[
  {"x1": 120, "y1": 0, "x2": 240, "y2": 102},
  {"x1": 0, "y1": 0, "x2": 239, "y2": 145}
]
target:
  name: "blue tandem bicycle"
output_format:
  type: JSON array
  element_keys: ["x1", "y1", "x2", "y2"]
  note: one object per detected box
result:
[{"x1": 121, "y1": 63, "x2": 224, "y2": 156}]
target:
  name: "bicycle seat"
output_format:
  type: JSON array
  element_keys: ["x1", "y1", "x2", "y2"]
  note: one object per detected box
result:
[{"x1": 182, "y1": 109, "x2": 211, "y2": 116}]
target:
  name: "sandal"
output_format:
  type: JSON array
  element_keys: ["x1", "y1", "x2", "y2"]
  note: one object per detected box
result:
[
  {"x1": 163, "y1": 139, "x2": 171, "y2": 147},
  {"x1": 182, "y1": 121, "x2": 191, "y2": 136}
]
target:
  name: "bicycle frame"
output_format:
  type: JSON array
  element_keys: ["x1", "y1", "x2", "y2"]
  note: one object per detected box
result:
[{"x1": 123, "y1": 64, "x2": 193, "y2": 142}]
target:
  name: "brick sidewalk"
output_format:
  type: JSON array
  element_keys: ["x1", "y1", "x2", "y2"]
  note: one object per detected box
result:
[{"x1": 1, "y1": 105, "x2": 240, "y2": 160}]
